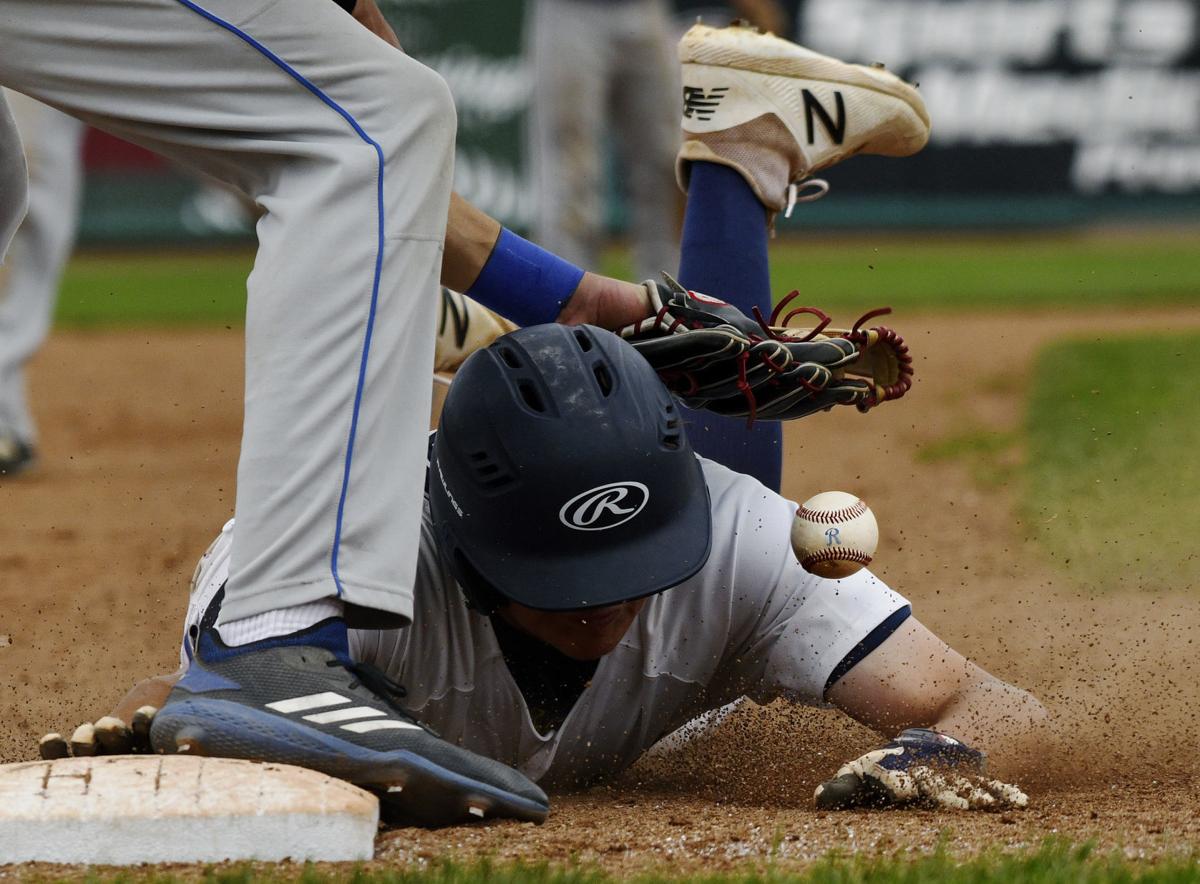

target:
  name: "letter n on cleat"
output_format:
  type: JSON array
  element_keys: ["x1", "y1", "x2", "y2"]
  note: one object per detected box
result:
[{"x1": 802, "y1": 90, "x2": 845, "y2": 145}]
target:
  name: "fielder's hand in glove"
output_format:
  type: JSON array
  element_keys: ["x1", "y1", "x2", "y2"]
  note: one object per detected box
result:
[
  {"x1": 814, "y1": 728, "x2": 1028, "y2": 811},
  {"x1": 619, "y1": 274, "x2": 912, "y2": 424},
  {"x1": 39, "y1": 707, "x2": 158, "y2": 759}
]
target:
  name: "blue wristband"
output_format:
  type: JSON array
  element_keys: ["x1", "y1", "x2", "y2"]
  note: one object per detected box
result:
[{"x1": 465, "y1": 228, "x2": 586, "y2": 328}]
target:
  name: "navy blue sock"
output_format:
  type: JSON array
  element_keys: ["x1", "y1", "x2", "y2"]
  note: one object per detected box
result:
[
  {"x1": 195, "y1": 617, "x2": 352, "y2": 668},
  {"x1": 677, "y1": 162, "x2": 782, "y2": 492}
]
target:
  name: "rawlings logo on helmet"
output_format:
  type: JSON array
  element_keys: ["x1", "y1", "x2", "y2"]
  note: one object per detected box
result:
[{"x1": 559, "y1": 482, "x2": 649, "y2": 532}]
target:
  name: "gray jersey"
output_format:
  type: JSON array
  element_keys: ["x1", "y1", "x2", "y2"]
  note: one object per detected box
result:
[{"x1": 184, "y1": 457, "x2": 908, "y2": 787}]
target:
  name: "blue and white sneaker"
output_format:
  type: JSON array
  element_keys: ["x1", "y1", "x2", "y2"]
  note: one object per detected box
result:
[{"x1": 150, "y1": 618, "x2": 549, "y2": 827}]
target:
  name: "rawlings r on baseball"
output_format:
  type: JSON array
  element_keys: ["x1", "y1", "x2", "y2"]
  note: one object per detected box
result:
[{"x1": 791, "y1": 491, "x2": 879, "y2": 578}]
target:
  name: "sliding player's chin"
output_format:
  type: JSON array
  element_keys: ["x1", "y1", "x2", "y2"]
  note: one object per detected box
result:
[{"x1": 557, "y1": 607, "x2": 642, "y2": 660}]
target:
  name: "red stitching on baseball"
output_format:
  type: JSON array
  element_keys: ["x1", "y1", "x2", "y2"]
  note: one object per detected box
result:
[
  {"x1": 801, "y1": 548, "x2": 873, "y2": 568},
  {"x1": 801, "y1": 548, "x2": 872, "y2": 566},
  {"x1": 796, "y1": 500, "x2": 868, "y2": 525}
]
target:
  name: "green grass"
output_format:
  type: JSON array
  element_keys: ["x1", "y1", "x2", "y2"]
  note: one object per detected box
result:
[
  {"x1": 1023, "y1": 332, "x2": 1200, "y2": 591},
  {"x1": 600, "y1": 234, "x2": 1200, "y2": 317},
  {"x1": 918, "y1": 429, "x2": 1021, "y2": 489},
  {"x1": 73, "y1": 842, "x2": 1200, "y2": 883},
  {"x1": 55, "y1": 250, "x2": 252, "y2": 327},
  {"x1": 54, "y1": 234, "x2": 1199, "y2": 328}
]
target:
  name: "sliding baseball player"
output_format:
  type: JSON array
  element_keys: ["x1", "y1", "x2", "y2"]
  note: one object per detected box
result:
[{"x1": 48, "y1": 320, "x2": 1045, "y2": 815}]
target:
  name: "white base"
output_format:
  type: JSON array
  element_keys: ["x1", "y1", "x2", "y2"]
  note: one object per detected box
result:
[{"x1": 0, "y1": 756, "x2": 379, "y2": 865}]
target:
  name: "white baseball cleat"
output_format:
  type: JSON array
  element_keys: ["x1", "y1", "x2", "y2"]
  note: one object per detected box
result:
[{"x1": 677, "y1": 22, "x2": 931, "y2": 217}]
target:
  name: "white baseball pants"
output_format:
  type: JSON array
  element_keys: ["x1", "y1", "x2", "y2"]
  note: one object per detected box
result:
[{"x1": 0, "y1": 0, "x2": 455, "y2": 623}]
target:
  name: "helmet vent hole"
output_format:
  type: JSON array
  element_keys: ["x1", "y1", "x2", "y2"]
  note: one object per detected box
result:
[
  {"x1": 574, "y1": 329, "x2": 593, "y2": 352},
  {"x1": 662, "y1": 414, "x2": 682, "y2": 450},
  {"x1": 594, "y1": 363, "x2": 614, "y2": 397},
  {"x1": 498, "y1": 347, "x2": 523, "y2": 369},
  {"x1": 468, "y1": 453, "x2": 516, "y2": 489},
  {"x1": 517, "y1": 380, "x2": 546, "y2": 413}
]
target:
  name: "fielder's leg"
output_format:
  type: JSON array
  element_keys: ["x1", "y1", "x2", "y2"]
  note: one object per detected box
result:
[
  {"x1": 673, "y1": 22, "x2": 930, "y2": 492},
  {"x1": 0, "y1": 0, "x2": 548, "y2": 823},
  {"x1": 0, "y1": 0, "x2": 441, "y2": 623},
  {"x1": 526, "y1": 0, "x2": 608, "y2": 271},
  {"x1": 609, "y1": 0, "x2": 680, "y2": 282},
  {"x1": 0, "y1": 92, "x2": 86, "y2": 471},
  {"x1": 0, "y1": 90, "x2": 26, "y2": 265},
  {"x1": 676, "y1": 162, "x2": 781, "y2": 490}
]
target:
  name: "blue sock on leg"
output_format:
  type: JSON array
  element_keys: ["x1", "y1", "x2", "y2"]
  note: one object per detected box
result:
[{"x1": 677, "y1": 162, "x2": 782, "y2": 492}]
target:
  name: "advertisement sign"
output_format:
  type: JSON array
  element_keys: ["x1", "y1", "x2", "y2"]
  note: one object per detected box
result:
[{"x1": 76, "y1": 0, "x2": 1200, "y2": 241}]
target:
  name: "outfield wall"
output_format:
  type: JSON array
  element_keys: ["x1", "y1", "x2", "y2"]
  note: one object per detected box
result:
[{"x1": 76, "y1": 0, "x2": 1200, "y2": 243}]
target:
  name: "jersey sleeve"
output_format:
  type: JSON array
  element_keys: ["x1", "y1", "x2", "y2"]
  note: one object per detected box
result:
[{"x1": 700, "y1": 460, "x2": 910, "y2": 706}]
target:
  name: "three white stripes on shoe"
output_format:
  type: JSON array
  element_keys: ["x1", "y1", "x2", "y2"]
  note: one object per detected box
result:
[{"x1": 265, "y1": 692, "x2": 420, "y2": 733}]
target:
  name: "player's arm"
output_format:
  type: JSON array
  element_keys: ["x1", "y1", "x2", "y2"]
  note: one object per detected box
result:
[
  {"x1": 442, "y1": 193, "x2": 652, "y2": 332},
  {"x1": 818, "y1": 616, "x2": 1050, "y2": 810},
  {"x1": 349, "y1": 0, "x2": 401, "y2": 49},
  {"x1": 827, "y1": 617, "x2": 1046, "y2": 765}
]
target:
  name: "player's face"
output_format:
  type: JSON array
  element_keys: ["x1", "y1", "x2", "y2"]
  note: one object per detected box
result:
[{"x1": 498, "y1": 598, "x2": 649, "y2": 661}]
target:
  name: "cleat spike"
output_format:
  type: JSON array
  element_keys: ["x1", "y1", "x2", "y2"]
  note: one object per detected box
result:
[
  {"x1": 70, "y1": 723, "x2": 97, "y2": 757},
  {"x1": 39, "y1": 733, "x2": 69, "y2": 760}
]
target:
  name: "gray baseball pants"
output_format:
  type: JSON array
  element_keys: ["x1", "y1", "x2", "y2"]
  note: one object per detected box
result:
[
  {"x1": 0, "y1": 0, "x2": 454, "y2": 623},
  {"x1": 0, "y1": 91, "x2": 26, "y2": 263},
  {"x1": 0, "y1": 91, "x2": 85, "y2": 447},
  {"x1": 526, "y1": 0, "x2": 681, "y2": 282}
]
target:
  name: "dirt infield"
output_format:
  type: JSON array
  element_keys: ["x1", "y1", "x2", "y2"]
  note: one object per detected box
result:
[{"x1": 2, "y1": 307, "x2": 1199, "y2": 872}]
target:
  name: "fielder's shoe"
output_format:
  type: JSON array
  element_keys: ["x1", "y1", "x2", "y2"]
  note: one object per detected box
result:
[
  {"x1": 435, "y1": 287, "x2": 517, "y2": 375},
  {"x1": 0, "y1": 433, "x2": 35, "y2": 477},
  {"x1": 150, "y1": 618, "x2": 549, "y2": 827},
  {"x1": 677, "y1": 22, "x2": 931, "y2": 217}
]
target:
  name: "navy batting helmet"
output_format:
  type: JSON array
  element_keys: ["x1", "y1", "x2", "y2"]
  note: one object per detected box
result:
[{"x1": 428, "y1": 323, "x2": 712, "y2": 613}]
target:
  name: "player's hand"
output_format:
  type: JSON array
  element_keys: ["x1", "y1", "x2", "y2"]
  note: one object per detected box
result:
[
  {"x1": 38, "y1": 708, "x2": 158, "y2": 759},
  {"x1": 618, "y1": 275, "x2": 912, "y2": 423},
  {"x1": 814, "y1": 728, "x2": 1028, "y2": 811},
  {"x1": 556, "y1": 273, "x2": 659, "y2": 331}
]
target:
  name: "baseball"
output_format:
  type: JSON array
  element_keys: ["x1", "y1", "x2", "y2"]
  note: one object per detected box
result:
[{"x1": 791, "y1": 491, "x2": 879, "y2": 579}]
